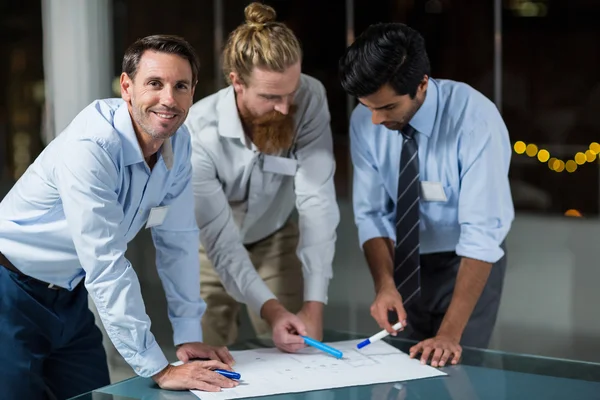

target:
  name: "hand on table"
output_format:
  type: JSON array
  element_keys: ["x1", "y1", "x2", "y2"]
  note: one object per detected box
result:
[
  {"x1": 176, "y1": 342, "x2": 235, "y2": 366},
  {"x1": 409, "y1": 335, "x2": 462, "y2": 367},
  {"x1": 152, "y1": 360, "x2": 238, "y2": 392},
  {"x1": 261, "y1": 299, "x2": 308, "y2": 353},
  {"x1": 370, "y1": 282, "x2": 407, "y2": 335}
]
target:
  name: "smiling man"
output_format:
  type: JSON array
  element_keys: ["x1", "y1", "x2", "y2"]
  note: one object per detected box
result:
[
  {"x1": 339, "y1": 23, "x2": 514, "y2": 367},
  {"x1": 184, "y1": 2, "x2": 339, "y2": 353},
  {"x1": 0, "y1": 35, "x2": 237, "y2": 399}
]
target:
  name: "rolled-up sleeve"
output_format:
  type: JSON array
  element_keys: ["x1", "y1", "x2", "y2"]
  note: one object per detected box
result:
[
  {"x1": 456, "y1": 120, "x2": 514, "y2": 263},
  {"x1": 55, "y1": 139, "x2": 168, "y2": 378},
  {"x1": 293, "y1": 84, "x2": 340, "y2": 304},
  {"x1": 349, "y1": 108, "x2": 396, "y2": 248},
  {"x1": 151, "y1": 140, "x2": 206, "y2": 346},
  {"x1": 190, "y1": 140, "x2": 276, "y2": 316}
]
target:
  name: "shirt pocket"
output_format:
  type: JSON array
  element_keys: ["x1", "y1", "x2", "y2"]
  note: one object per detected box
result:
[{"x1": 420, "y1": 183, "x2": 458, "y2": 228}]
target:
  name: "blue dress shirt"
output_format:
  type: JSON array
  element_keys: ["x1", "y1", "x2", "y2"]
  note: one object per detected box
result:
[
  {"x1": 350, "y1": 78, "x2": 514, "y2": 263},
  {"x1": 0, "y1": 99, "x2": 205, "y2": 377}
]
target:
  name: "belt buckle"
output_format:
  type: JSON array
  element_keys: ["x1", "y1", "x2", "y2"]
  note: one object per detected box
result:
[{"x1": 47, "y1": 283, "x2": 59, "y2": 290}]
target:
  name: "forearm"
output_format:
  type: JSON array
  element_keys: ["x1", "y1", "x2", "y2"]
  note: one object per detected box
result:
[
  {"x1": 437, "y1": 257, "x2": 492, "y2": 340},
  {"x1": 363, "y1": 237, "x2": 395, "y2": 292},
  {"x1": 153, "y1": 228, "x2": 204, "y2": 345}
]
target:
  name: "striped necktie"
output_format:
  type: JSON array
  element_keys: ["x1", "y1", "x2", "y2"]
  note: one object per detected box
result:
[{"x1": 394, "y1": 124, "x2": 421, "y2": 306}]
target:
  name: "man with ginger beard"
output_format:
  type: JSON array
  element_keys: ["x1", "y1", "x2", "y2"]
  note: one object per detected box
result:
[{"x1": 184, "y1": 2, "x2": 339, "y2": 353}]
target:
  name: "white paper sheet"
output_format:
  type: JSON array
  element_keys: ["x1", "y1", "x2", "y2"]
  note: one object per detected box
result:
[{"x1": 191, "y1": 339, "x2": 447, "y2": 400}]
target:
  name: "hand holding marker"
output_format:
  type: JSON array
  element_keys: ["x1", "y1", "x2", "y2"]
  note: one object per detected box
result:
[{"x1": 357, "y1": 322, "x2": 404, "y2": 349}]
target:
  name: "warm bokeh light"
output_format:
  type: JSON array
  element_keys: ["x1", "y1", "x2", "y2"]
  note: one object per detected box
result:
[
  {"x1": 586, "y1": 150, "x2": 596, "y2": 162},
  {"x1": 565, "y1": 160, "x2": 577, "y2": 173},
  {"x1": 537, "y1": 149, "x2": 550, "y2": 162},
  {"x1": 575, "y1": 152, "x2": 587, "y2": 165},
  {"x1": 525, "y1": 143, "x2": 538, "y2": 157},
  {"x1": 514, "y1": 140, "x2": 600, "y2": 173},
  {"x1": 564, "y1": 209, "x2": 582, "y2": 217},
  {"x1": 514, "y1": 141, "x2": 526, "y2": 154}
]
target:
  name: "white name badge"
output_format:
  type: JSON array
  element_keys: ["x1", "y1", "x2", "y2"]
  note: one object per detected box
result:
[
  {"x1": 420, "y1": 181, "x2": 448, "y2": 202},
  {"x1": 262, "y1": 155, "x2": 298, "y2": 176},
  {"x1": 145, "y1": 206, "x2": 169, "y2": 228}
]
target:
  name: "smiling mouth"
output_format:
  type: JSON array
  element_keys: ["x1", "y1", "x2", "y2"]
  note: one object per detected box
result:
[{"x1": 152, "y1": 111, "x2": 177, "y2": 120}]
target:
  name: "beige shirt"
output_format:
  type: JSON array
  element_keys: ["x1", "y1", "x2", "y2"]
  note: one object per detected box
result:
[{"x1": 184, "y1": 74, "x2": 340, "y2": 315}]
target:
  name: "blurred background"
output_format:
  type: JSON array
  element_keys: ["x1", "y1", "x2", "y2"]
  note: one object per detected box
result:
[{"x1": 1, "y1": 0, "x2": 600, "y2": 382}]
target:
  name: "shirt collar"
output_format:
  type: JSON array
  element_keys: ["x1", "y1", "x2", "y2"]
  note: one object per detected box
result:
[
  {"x1": 407, "y1": 78, "x2": 438, "y2": 138},
  {"x1": 114, "y1": 101, "x2": 174, "y2": 170},
  {"x1": 216, "y1": 86, "x2": 246, "y2": 141}
]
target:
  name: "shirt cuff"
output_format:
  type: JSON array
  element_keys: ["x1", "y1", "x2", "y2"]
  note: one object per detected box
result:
[
  {"x1": 303, "y1": 273, "x2": 330, "y2": 304},
  {"x1": 357, "y1": 217, "x2": 395, "y2": 248},
  {"x1": 172, "y1": 317, "x2": 203, "y2": 346},
  {"x1": 456, "y1": 226, "x2": 505, "y2": 263},
  {"x1": 245, "y1": 278, "x2": 277, "y2": 317},
  {"x1": 128, "y1": 342, "x2": 169, "y2": 378}
]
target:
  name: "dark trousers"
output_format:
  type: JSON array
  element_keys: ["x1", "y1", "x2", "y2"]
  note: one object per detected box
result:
[
  {"x1": 401, "y1": 246, "x2": 507, "y2": 349},
  {"x1": 0, "y1": 266, "x2": 110, "y2": 400}
]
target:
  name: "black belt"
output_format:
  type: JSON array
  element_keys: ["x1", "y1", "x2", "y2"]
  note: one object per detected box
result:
[{"x1": 0, "y1": 252, "x2": 64, "y2": 290}]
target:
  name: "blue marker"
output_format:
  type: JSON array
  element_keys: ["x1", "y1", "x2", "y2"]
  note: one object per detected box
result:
[
  {"x1": 301, "y1": 336, "x2": 343, "y2": 359},
  {"x1": 214, "y1": 369, "x2": 241, "y2": 380},
  {"x1": 357, "y1": 322, "x2": 404, "y2": 349}
]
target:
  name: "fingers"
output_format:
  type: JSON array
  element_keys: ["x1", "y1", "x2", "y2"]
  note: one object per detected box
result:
[
  {"x1": 450, "y1": 346, "x2": 462, "y2": 365},
  {"x1": 371, "y1": 301, "x2": 394, "y2": 333},
  {"x1": 409, "y1": 340, "x2": 462, "y2": 366},
  {"x1": 288, "y1": 315, "x2": 308, "y2": 337},
  {"x1": 205, "y1": 349, "x2": 219, "y2": 362},
  {"x1": 192, "y1": 365, "x2": 238, "y2": 389},
  {"x1": 438, "y1": 348, "x2": 452, "y2": 367},
  {"x1": 192, "y1": 381, "x2": 221, "y2": 392},
  {"x1": 274, "y1": 331, "x2": 306, "y2": 354},
  {"x1": 419, "y1": 342, "x2": 434, "y2": 365},
  {"x1": 409, "y1": 342, "x2": 422, "y2": 359},
  {"x1": 215, "y1": 346, "x2": 235, "y2": 366},
  {"x1": 430, "y1": 347, "x2": 444, "y2": 367},
  {"x1": 197, "y1": 359, "x2": 230, "y2": 371},
  {"x1": 177, "y1": 352, "x2": 190, "y2": 363},
  {"x1": 277, "y1": 342, "x2": 307, "y2": 354},
  {"x1": 392, "y1": 304, "x2": 408, "y2": 336}
]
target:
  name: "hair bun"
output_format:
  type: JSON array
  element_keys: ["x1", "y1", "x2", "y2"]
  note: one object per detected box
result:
[{"x1": 244, "y1": 2, "x2": 277, "y2": 26}]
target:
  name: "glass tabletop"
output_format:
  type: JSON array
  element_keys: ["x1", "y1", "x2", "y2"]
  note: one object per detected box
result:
[{"x1": 69, "y1": 330, "x2": 600, "y2": 400}]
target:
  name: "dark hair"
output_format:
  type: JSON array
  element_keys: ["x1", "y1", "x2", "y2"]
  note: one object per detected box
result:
[
  {"x1": 122, "y1": 34, "x2": 200, "y2": 84},
  {"x1": 339, "y1": 23, "x2": 430, "y2": 99}
]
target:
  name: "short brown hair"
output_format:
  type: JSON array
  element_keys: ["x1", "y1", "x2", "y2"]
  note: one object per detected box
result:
[
  {"x1": 122, "y1": 34, "x2": 200, "y2": 84},
  {"x1": 222, "y1": 2, "x2": 302, "y2": 84}
]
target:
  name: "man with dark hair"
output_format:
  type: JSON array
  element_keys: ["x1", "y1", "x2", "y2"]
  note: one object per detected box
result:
[
  {"x1": 339, "y1": 23, "x2": 514, "y2": 367},
  {"x1": 0, "y1": 35, "x2": 237, "y2": 399}
]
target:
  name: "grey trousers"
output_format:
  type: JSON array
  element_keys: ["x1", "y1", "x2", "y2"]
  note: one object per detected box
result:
[{"x1": 399, "y1": 245, "x2": 507, "y2": 349}]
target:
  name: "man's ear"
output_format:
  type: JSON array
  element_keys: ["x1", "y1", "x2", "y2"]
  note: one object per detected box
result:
[
  {"x1": 230, "y1": 72, "x2": 246, "y2": 95},
  {"x1": 418, "y1": 75, "x2": 429, "y2": 93},
  {"x1": 120, "y1": 72, "x2": 133, "y2": 102}
]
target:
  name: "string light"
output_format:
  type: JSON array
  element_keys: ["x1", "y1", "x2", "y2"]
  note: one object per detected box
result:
[{"x1": 513, "y1": 141, "x2": 600, "y2": 173}]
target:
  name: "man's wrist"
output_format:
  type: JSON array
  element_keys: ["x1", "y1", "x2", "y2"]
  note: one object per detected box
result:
[
  {"x1": 301, "y1": 301, "x2": 324, "y2": 317},
  {"x1": 152, "y1": 364, "x2": 171, "y2": 385},
  {"x1": 374, "y1": 275, "x2": 395, "y2": 293},
  {"x1": 436, "y1": 328, "x2": 462, "y2": 342},
  {"x1": 260, "y1": 299, "x2": 286, "y2": 326}
]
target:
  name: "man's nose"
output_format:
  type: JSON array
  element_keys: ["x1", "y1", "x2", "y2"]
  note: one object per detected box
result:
[
  {"x1": 161, "y1": 87, "x2": 176, "y2": 107},
  {"x1": 274, "y1": 99, "x2": 290, "y2": 115},
  {"x1": 371, "y1": 110, "x2": 385, "y2": 125}
]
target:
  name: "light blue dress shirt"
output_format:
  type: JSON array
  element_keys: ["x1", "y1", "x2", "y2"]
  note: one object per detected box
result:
[
  {"x1": 0, "y1": 99, "x2": 205, "y2": 378},
  {"x1": 350, "y1": 78, "x2": 514, "y2": 263}
]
